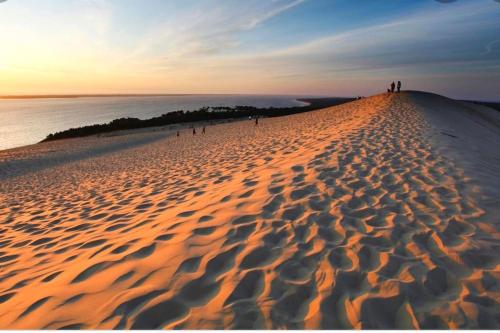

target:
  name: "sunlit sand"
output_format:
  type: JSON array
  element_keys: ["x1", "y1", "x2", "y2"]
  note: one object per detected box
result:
[{"x1": 0, "y1": 91, "x2": 498, "y2": 329}]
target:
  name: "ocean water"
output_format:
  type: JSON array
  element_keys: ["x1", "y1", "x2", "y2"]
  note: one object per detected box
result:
[{"x1": 0, "y1": 95, "x2": 306, "y2": 151}]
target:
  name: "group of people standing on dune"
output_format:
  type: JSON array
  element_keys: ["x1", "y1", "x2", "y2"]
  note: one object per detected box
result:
[{"x1": 388, "y1": 81, "x2": 402, "y2": 93}]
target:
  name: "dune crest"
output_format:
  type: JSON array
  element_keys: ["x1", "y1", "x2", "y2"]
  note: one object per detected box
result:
[{"x1": 0, "y1": 92, "x2": 498, "y2": 329}]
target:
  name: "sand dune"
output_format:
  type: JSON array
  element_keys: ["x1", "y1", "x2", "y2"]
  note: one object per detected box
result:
[{"x1": 0, "y1": 91, "x2": 498, "y2": 329}]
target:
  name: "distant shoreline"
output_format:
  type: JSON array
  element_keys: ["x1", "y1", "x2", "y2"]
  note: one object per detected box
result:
[{"x1": 0, "y1": 93, "x2": 330, "y2": 100}]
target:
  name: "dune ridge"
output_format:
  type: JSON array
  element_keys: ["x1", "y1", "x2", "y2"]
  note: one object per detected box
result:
[{"x1": 0, "y1": 92, "x2": 498, "y2": 329}]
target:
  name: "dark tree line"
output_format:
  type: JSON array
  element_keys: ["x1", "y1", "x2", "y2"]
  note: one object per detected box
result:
[{"x1": 41, "y1": 97, "x2": 354, "y2": 142}]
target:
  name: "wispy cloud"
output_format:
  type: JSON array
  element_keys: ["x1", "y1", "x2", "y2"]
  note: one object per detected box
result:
[{"x1": 122, "y1": 0, "x2": 305, "y2": 65}]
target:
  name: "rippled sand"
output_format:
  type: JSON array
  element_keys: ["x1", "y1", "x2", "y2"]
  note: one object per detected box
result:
[{"x1": 0, "y1": 91, "x2": 499, "y2": 329}]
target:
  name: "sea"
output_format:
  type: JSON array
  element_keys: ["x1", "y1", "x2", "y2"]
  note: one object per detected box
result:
[{"x1": 0, "y1": 95, "x2": 307, "y2": 151}]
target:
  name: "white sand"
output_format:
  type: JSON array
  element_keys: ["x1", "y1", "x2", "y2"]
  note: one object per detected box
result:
[{"x1": 0, "y1": 91, "x2": 498, "y2": 329}]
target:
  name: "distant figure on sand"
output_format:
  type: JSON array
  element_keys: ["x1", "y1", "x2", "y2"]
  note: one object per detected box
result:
[
  {"x1": 391, "y1": 81, "x2": 395, "y2": 93},
  {"x1": 397, "y1": 81, "x2": 401, "y2": 93},
  {"x1": 255, "y1": 117, "x2": 259, "y2": 126},
  {"x1": 176, "y1": 130, "x2": 179, "y2": 137},
  {"x1": 387, "y1": 88, "x2": 391, "y2": 93},
  {"x1": 202, "y1": 126, "x2": 206, "y2": 134},
  {"x1": 193, "y1": 128, "x2": 196, "y2": 135}
]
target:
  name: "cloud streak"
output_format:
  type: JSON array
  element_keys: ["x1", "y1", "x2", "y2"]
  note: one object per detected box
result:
[{"x1": 124, "y1": 0, "x2": 306, "y2": 64}]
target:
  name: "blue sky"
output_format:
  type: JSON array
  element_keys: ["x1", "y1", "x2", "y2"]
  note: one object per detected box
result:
[{"x1": 1, "y1": 0, "x2": 499, "y2": 100}]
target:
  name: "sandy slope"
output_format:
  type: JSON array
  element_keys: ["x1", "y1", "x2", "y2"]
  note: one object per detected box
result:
[{"x1": 0, "y1": 91, "x2": 498, "y2": 329}]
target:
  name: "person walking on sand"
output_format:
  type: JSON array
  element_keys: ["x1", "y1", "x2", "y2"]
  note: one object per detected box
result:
[
  {"x1": 177, "y1": 130, "x2": 179, "y2": 137},
  {"x1": 397, "y1": 81, "x2": 401, "y2": 93},
  {"x1": 193, "y1": 127, "x2": 196, "y2": 135},
  {"x1": 255, "y1": 117, "x2": 259, "y2": 126},
  {"x1": 391, "y1": 81, "x2": 395, "y2": 93},
  {"x1": 202, "y1": 126, "x2": 205, "y2": 134}
]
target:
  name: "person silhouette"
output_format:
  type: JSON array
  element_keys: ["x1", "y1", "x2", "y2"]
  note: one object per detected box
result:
[
  {"x1": 397, "y1": 81, "x2": 401, "y2": 93},
  {"x1": 202, "y1": 126, "x2": 206, "y2": 134},
  {"x1": 255, "y1": 117, "x2": 259, "y2": 126},
  {"x1": 176, "y1": 130, "x2": 179, "y2": 137},
  {"x1": 192, "y1": 128, "x2": 196, "y2": 135},
  {"x1": 391, "y1": 81, "x2": 395, "y2": 93}
]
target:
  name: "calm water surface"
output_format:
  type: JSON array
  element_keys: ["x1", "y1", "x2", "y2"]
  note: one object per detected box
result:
[{"x1": 0, "y1": 95, "x2": 306, "y2": 150}]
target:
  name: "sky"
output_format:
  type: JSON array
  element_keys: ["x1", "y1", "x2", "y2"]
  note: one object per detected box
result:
[{"x1": 0, "y1": 0, "x2": 499, "y2": 100}]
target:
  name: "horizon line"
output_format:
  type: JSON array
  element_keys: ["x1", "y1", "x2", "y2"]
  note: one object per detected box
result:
[{"x1": 0, "y1": 93, "x2": 339, "y2": 100}]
